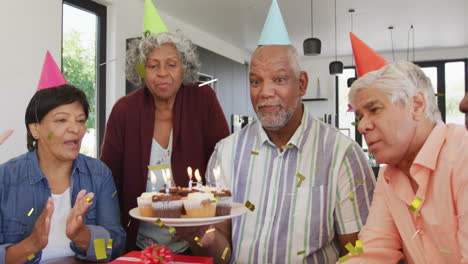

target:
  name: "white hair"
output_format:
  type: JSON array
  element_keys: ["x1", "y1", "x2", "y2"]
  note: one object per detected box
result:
[
  {"x1": 126, "y1": 32, "x2": 201, "y2": 88},
  {"x1": 349, "y1": 61, "x2": 441, "y2": 123},
  {"x1": 250, "y1": 45, "x2": 303, "y2": 77}
]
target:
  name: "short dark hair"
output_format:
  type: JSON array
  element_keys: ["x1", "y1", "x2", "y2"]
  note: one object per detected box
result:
[{"x1": 25, "y1": 84, "x2": 89, "y2": 151}]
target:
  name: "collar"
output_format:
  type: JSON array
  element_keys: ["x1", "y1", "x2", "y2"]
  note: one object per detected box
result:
[
  {"x1": 26, "y1": 150, "x2": 83, "y2": 184},
  {"x1": 257, "y1": 104, "x2": 310, "y2": 152},
  {"x1": 411, "y1": 121, "x2": 447, "y2": 172}
]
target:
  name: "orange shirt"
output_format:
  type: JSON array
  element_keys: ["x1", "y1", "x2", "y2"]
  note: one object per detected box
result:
[{"x1": 342, "y1": 122, "x2": 468, "y2": 264}]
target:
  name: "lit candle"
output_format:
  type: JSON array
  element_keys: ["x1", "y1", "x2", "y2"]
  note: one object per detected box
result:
[
  {"x1": 195, "y1": 169, "x2": 203, "y2": 192},
  {"x1": 150, "y1": 170, "x2": 157, "y2": 193},
  {"x1": 162, "y1": 169, "x2": 171, "y2": 195},
  {"x1": 187, "y1": 166, "x2": 193, "y2": 191},
  {"x1": 213, "y1": 166, "x2": 220, "y2": 193}
]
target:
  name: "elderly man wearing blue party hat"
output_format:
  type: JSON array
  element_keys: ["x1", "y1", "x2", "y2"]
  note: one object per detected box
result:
[{"x1": 180, "y1": 1, "x2": 376, "y2": 263}]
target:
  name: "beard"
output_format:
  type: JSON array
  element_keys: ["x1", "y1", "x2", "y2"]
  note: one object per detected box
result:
[{"x1": 255, "y1": 97, "x2": 300, "y2": 131}]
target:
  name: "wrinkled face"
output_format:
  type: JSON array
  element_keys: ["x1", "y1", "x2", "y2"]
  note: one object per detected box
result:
[
  {"x1": 249, "y1": 46, "x2": 306, "y2": 131},
  {"x1": 144, "y1": 43, "x2": 184, "y2": 100},
  {"x1": 29, "y1": 102, "x2": 87, "y2": 162},
  {"x1": 354, "y1": 87, "x2": 417, "y2": 165},
  {"x1": 460, "y1": 92, "x2": 468, "y2": 129}
]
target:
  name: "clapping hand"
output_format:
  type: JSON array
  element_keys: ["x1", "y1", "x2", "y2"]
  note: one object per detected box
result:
[
  {"x1": 27, "y1": 197, "x2": 54, "y2": 251},
  {"x1": 66, "y1": 190, "x2": 93, "y2": 250}
]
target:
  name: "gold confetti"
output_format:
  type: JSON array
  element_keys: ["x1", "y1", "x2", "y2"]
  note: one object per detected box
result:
[
  {"x1": 210, "y1": 195, "x2": 219, "y2": 203},
  {"x1": 245, "y1": 201, "x2": 256, "y2": 211},
  {"x1": 345, "y1": 242, "x2": 357, "y2": 255},
  {"x1": 355, "y1": 179, "x2": 361, "y2": 184},
  {"x1": 86, "y1": 197, "x2": 93, "y2": 203},
  {"x1": 27, "y1": 254, "x2": 35, "y2": 260},
  {"x1": 338, "y1": 255, "x2": 350, "y2": 263},
  {"x1": 148, "y1": 164, "x2": 169, "y2": 170},
  {"x1": 153, "y1": 254, "x2": 165, "y2": 262},
  {"x1": 136, "y1": 63, "x2": 146, "y2": 78},
  {"x1": 155, "y1": 218, "x2": 165, "y2": 228},
  {"x1": 107, "y1": 239, "x2": 113, "y2": 249},
  {"x1": 251, "y1": 151, "x2": 259, "y2": 155},
  {"x1": 194, "y1": 236, "x2": 201, "y2": 242},
  {"x1": 197, "y1": 242, "x2": 203, "y2": 247},
  {"x1": 27, "y1": 208, "x2": 34, "y2": 216},
  {"x1": 206, "y1": 228, "x2": 216, "y2": 233},
  {"x1": 435, "y1": 93, "x2": 445, "y2": 97},
  {"x1": 409, "y1": 197, "x2": 422, "y2": 214},
  {"x1": 281, "y1": 145, "x2": 293, "y2": 150},
  {"x1": 355, "y1": 240, "x2": 363, "y2": 254},
  {"x1": 349, "y1": 192, "x2": 355, "y2": 201},
  {"x1": 111, "y1": 190, "x2": 117, "y2": 198},
  {"x1": 297, "y1": 250, "x2": 306, "y2": 255},
  {"x1": 221, "y1": 247, "x2": 229, "y2": 260},
  {"x1": 296, "y1": 173, "x2": 306, "y2": 188},
  {"x1": 94, "y1": 238, "x2": 107, "y2": 260},
  {"x1": 439, "y1": 248, "x2": 451, "y2": 254},
  {"x1": 47, "y1": 132, "x2": 53, "y2": 140},
  {"x1": 168, "y1": 227, "x2": 176, "y2": 233}
]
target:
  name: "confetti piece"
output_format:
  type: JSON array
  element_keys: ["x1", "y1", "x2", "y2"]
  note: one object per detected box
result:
[
  {"x1": 439, "y1": 248, "x2": 451, "y2": 254},
  {"x1": 111, "y1": 190, "x2": 117, "y2": 198},
  {"x1": 338, "y1": 255, "x2": 350, "y2": 263},
  {"x1": 27, "y1": 208, "x2": 34, "y2": 216},
  {"x1": 136, "y1": 63, "x2": 146, "y2": 78},
  {"x1": 47, "y1": 132, "x2": 53, "y2": 140},
  {"x1": 210, "y1": 195, "x2": 219, "y2": 203},
  {"x1": 86, "y1": 197, "x2": 93, "y2": 203},
  {"x1": 411, "y1": 229, "x2": 420, "y2": 239},
  {"x1": 221, "y1": 247, "x2": 229, "y2": 260},
  {"x1": 349, "y1": 192, "x2": 355, "y2": 201},
  {"x1": 245, "y1": 201, "x2": 256, "y2": 211},
  {"x1": 281, "y1": 145, "x2": 293, "y2": 150},
  {"x1": 351, "y1": 121, "x2": 359, "y2": 127},
  {"x1": 107, "y1": 239, "x2": 113, "y2": 249},
  {"x1": 345, "y1": 242, "x2": 357, "y2": 255},
  {"x1": 435, "y1": 93, "x2": 445, "y2": 97},
  {"x1": 347, "y1": 104, "x2": 354, "y2": 112},
  {"x1": 355, "y1": 179, "x2": 361, "y2": 184},
  {"x1": 296, "y1": 173, "x2": 306, "y2": 188},
  {"x1": 251, "y1": 151, "x2": 259, "y2": 155},
  {"x1": 198, "y1": 78, "x2": 218, "y2": 87},
  {"x1": 155, "y1": 218, "x2": 165, "y2": 228},
  {"x1": 197, "y1": 242, "x2": 203, "y2": 247},
  {"x1": 152, "y1": 254, "x2": 165, "y2": 262},
  {"x1": 409, "y1": 197, "x2": 422, "y2": 213},
  {"x1": 127, "y1": 220, "x2": 132, "y2": 228},
  {"x1": 168, "y1": 227, "x2": 176, "y2": 233},
  {"x1": 94, "y1": 238, "x2": 107, "y2": 260},
  {"x1": 148, "y1": 164, "x2": 169, "y2": 170},
  {"x1": 27, "y1": 254, "x2": 35, "y2": 260},
  {"x1": 194, "y1": 237, "x2": 201, "y2": 242},
  {"x1": 297, "y1": 250, "x2": 306, "y2": 255},
  {"x1": 355, "y1": 240, "x2": 363, "y2": 254},
  {"x1": 206, "y1": 228, "x2": 216, "y2": 233}
]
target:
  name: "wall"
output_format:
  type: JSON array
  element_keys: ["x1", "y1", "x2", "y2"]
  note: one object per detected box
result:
[
  {"x1": 0, "y1": 0, "x2": 63, "y2": 162},
  {"x1": 198, "y1": 47, "x2": 255, "y2": 130},
  {"x1": 301, "y1": 46, "x2": 468, "y2": 125}
]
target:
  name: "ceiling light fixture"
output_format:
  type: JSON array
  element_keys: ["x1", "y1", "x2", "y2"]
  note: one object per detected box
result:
[
  {"x1": 329, "y1": 0, "x2": 343, "y2": 75},
  {"x1": 303, "y1": 0, "x2": 321, "y2": 55}
]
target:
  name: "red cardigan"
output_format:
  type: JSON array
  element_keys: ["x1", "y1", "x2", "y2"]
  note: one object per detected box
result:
[{"x1": 100, "y1": 83, "x2": 230, "y2": 251}]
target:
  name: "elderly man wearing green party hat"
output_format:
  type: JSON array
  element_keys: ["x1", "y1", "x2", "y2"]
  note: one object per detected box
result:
[
  {"x1": 181, "y1": 1, "x2": 376, "y2": 263},
  {"x1": 100, "y1": 0, "x2": 229, "y2": 254}
]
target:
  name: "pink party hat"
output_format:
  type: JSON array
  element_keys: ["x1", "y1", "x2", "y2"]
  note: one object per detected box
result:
[{"x1": 37, "y1": 50, "x2": 67, "y2": 91}]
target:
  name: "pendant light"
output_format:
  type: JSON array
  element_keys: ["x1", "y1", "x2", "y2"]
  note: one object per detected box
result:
[
  {"x1": 347, "y1": 8, "x2": 357, "y2": 87},
  {"x1": 329, "y1": 0, "x2": 343, "y2": 75},
  {"x1": 388, "y1": 26, "x2": 395, "y2": 61},
  {"x1": 303, "y1": 0, "x2": 321, "y2": 55},
  {"x1": 406, "y1": 25, "x2": 415, "y2": 62}
]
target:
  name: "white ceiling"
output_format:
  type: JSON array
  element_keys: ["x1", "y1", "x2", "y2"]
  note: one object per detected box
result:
[{"x1": 155, "y1": 0, "x2": 468, "y2": 58}]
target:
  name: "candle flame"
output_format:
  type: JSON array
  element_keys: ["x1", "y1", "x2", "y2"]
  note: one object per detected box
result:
[
  {"x1": 187, "y1": 166, "x2": 193, "y2": 180},
  {"x1": 195, "y1": 169, "x2": 202, "y2": 182},
  {"x1": 150, "y1": 170, "x2": 157, "y2": 185},
  {"x1": 213, "y1": 166, "x2": 220, "y2": 180}
]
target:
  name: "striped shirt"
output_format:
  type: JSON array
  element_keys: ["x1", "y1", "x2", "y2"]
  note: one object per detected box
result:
[{"x1": 206, "y1": 106, "x2": 376, "y2": 264}]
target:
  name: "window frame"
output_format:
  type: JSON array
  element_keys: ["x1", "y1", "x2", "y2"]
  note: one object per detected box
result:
[{"x1": 62, "y1": 0, "x2": 107, "y2": 155}]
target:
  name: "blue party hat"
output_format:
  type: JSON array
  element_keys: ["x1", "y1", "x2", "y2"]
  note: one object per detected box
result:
[{"x1": 258, "y1": 0, "x2": 291, "y2": 45}]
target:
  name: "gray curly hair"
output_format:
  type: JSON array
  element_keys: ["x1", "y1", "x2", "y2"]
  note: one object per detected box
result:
[{"x1": 126, "y1": 32, "x2": 201, "y2": 88}]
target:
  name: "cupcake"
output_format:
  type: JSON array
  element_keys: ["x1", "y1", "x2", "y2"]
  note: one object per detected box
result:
[
  {"x1": 214, "y1": 189, "x2": 232, "y2": 216},
  {"x1": 152, "y1": 193, "x2": 183, "y2": 218},
  {"x1": 183, "y1": 192, "x2": 216, "y2": 218},
  {"x1": 178, "y1": 187, "x2": 198, "y2": 197},
  {"x1": 137, "y1": 192, "x2": 156, "y2": 217}
]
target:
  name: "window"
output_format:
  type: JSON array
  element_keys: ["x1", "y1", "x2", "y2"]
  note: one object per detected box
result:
[{"x1": 62, "y1": 0, "x2": 106, "y2": 158}]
